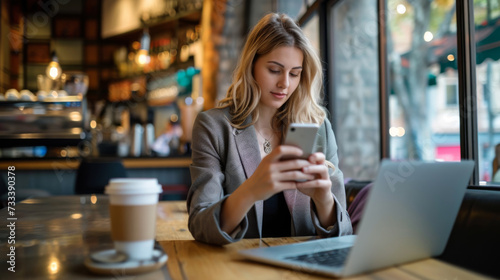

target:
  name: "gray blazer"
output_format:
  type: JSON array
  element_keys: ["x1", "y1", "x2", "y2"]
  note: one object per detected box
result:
[{"x1": 187, "y1": 107, "x2": 353, "y2": 245}]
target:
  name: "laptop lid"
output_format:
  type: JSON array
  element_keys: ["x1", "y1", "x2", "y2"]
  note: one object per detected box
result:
[{"x1": 342, "y1": 160, "x2": 474, "y2": 276}]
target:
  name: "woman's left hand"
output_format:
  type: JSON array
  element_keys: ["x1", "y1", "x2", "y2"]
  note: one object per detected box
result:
[{"x1": 296, "y1": 152, "x2": 333, "y2": 207}]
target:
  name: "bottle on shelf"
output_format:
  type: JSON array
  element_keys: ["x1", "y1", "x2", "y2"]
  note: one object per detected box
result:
[
  {"x1": 161, "y1": 38, "x2": 173, "y2": 70},
  {"x1": 170, "y1": 38, "x2": 178, "y2": 65}
]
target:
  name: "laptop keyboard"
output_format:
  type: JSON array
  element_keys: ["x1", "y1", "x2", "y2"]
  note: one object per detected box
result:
[{"x1": 284, "y1": 247, "x2": 351, "y2": 267}]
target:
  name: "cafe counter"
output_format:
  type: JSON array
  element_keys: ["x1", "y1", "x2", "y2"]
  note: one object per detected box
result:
[
  {"x1": 0, "y1": 157, "x2": 192, "y2": 197},
  {"x1": 0, "y1": 157, "x2": 191, "y2": 170}
]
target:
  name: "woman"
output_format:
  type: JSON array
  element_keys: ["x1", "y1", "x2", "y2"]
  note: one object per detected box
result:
[{"x1": 187, "y1": 13, "x2": 352, "y2": 245}]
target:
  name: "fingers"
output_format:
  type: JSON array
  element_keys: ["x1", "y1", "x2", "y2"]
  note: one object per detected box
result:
[
  {"x1": 279, "y1": 170, "x2": 315, "y2": 182},
  {"x1": 296, "y1": 178, "x2": 331, "y2": 189},
  {"x1": 265, "y1": 145, "x2": 313, "y2": 172},
  {"x1": 308, "y1": 152, "x2": 326, "y2": 165},
  {"x1": 302, "y1": 164, "x2": 329, "y2": 179},
  {"x1": 295, "y1": 176, "x2": 332, "y2": 204},
  {"x1": 267, "y1": 145, "x2": 304, "y2": 161},
  {"x1": 258, "y1": 149, "x2": 332, "y2": 197},
  {"x1": 274, "y1": 158, "x2": 311, "y2": 172},
  {"x1": 269, "y1": 150, "x2": 329, "y2": 179}
]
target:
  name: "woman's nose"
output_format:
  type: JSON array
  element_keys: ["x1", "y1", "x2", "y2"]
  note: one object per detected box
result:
[{"x1": 277, "y1": 74, "x2": 289, "y2": 89}]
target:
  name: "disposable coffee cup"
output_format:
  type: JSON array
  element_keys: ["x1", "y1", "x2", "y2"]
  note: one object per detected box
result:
[{"x1": 105, "y1": 178, "x2": 162, "y2": 260}]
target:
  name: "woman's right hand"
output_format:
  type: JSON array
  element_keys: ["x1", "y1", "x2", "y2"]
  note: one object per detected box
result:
[{"x1": 243, "y1": 145, "x2": 315, "y2": 202}]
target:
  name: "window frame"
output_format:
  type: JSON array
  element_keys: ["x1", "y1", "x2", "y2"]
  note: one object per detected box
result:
[{"x1": 456, "y1": 0, "x2": 479, "y2": 184}]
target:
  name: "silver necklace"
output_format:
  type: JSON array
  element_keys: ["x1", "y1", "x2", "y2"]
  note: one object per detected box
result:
[{"x1": 255, "y1": 128, "x2": 274, "y2": 154}]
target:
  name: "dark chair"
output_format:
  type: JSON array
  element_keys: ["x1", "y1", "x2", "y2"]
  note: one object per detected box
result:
[
  {"x1": 159, "y1": 184, "x2": 188, "y2": 201},
  {"x1": 438, "y1": 188, "x2": 500, "y2": 278},
  {"x1": 0, "y1": 178, "x2": 8, "y2": 208},
  {"x1": 74, "y1": 158, "x2": 127, "y2": 194},
  {"x1": 344, "y1": 179, "x2": 372, "y2": 209}
]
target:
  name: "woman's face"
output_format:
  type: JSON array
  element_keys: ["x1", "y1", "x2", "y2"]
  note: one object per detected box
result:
[{"x1": 253, "y1": 46, "x2": 303, "y2": 111}]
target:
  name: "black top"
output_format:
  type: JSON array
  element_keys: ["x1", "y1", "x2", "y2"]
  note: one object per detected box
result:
[{"x1": 262, "y1": 192, "x2": 292, "y2": 237}]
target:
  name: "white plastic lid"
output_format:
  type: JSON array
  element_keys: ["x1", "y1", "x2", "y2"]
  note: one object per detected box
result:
[{"x1": 105, "y1": 178, "x2": 162, "y2": 195}]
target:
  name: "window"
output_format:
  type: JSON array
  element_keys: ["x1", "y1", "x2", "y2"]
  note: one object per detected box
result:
[
  {"x1": 277, "y1": 0, "x2": 308, "y2": 20},
  {"x1": 386, "y1": 0, "x2": 461, "y2": 162},
  {"x1": 298, "y1": 0, "x2": 500, "y2": 186},
  {"x1": 301, "y1": 13, "x2": 320, "y2": 56},
  {"x1": 474, "y1": 0, "x2": 500, "y2": 184}
]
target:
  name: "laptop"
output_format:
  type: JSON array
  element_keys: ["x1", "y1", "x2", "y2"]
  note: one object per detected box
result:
[{"x1": 238, "y1": 160, "x2": 475, "y2": 277}]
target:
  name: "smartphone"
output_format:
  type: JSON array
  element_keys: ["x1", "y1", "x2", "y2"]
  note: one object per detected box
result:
[{"x1": 283, "y1": 123, "x2": 320, "y2": 160}]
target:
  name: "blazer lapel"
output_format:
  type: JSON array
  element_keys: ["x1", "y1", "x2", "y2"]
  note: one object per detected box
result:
[
  {"x1": 284, "y1": 189, "x2": 313, "y2": 236},
  {"x1": 255, "y1": 200, "x2": 263, "y2": 238},
  {"x1": 234, "y1": 124, "x2": 264, "y2": 237},
  {"x1": 284, "y1": 189, "x2": 297, "y2": 235},
  {"x1": 283, "y1": 189, "x2": 297, "y2": 214},
  {"x1": 234, "y1": 125, "x2": 261, "y2": 179}
]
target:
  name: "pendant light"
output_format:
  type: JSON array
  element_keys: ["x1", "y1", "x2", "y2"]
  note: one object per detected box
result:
[
  {"x1": 136, "y1": 28, "x2": 151, "y2": 65},
  {"x1": 46, "y1": 51, "x2": 62, "y2": 80}
]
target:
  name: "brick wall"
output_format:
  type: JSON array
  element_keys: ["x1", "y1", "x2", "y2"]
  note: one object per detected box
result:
[{"x1": 331, "y1": 0, "x2": 380, "y2": 180}]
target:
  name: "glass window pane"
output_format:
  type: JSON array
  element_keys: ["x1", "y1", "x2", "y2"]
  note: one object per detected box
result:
[
  {"x1": 51, "y1": 39, "x2": 83, "y2": 65},
  {"x1": 26, "y1": 16, "x2": 51, "y2": 39},
  {"x1": 278, "y1": 0, "x2": 307, "y2": 20},
  {"x1": 331, "y1": 0, "x2": 380, "y2": 180},
  {"x1": 301, "y1": 13, "x2": 320, "y2": 56},
  {"x1": 474, "y1": 0, "x2": 500, "y2": 185},
  {"x1": 387, "y1": 0, "x2": 460, "y2": 162}
]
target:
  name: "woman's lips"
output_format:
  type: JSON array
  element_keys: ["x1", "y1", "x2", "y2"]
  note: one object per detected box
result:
[{"x1": 271, "y1": 92, "x2": 287, "y2": 99}]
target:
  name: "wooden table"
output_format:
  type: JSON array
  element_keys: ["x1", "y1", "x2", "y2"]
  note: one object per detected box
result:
[
  {"x1": 157, "y1": 201, "x2": 492, "y2": 280},
  {"x1": 0, "y1": 195, "x2": 171, "y2": 280},
  {"x1": 0, "y1": 196, "x2": 492, "y2": 279}
]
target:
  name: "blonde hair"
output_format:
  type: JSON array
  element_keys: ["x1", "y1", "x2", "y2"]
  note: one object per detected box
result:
[{"x1": 217, "y1": 13, "x2": 326, "y2": 130}]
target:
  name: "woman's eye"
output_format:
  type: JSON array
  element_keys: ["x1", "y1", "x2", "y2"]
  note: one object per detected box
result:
[
  {"x1": 269, "y1": 69, "x2": 280, "y2": 74},
  {"x1": 290, "y1": 72, "x2": 300, "y2": 77}
]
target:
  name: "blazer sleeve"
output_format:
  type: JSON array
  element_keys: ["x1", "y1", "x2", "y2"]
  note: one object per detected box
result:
[
  {"x1": 186, "y1": 111, "x2": 249, "y2": 245},
  {"x1": 309, "y1": 118, "x2": 353, "y2": 237}
]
